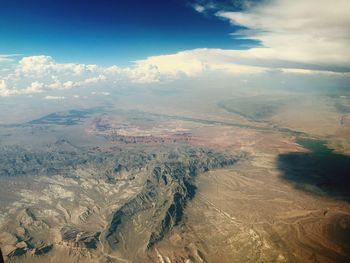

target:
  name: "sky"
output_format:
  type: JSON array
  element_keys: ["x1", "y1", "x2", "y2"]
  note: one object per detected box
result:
[
  {"x1": 0, "y1": 0, "x2": 258, "y2": 65},
  {"x1": 0, "y1": 0, "x2": 350, "y2": 98}
]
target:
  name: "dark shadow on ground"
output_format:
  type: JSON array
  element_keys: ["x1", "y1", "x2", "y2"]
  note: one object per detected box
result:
[{"x1": 277, "y1": 138, "x2": 350, "y2": 202}]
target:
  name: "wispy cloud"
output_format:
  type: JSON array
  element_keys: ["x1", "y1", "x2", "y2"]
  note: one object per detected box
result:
[
  {"x1": 193, "y1": 4, "x2": 206, "y2": 13},
  {"x1": 44, "y1": 95, "x2": 65, "y2": 100},
  {"x1": 0, "y1": 54, "x2": 21, "y2": 63},
  {"x1": 190, "y1": 0, "x2": 256, "y2": 14}
]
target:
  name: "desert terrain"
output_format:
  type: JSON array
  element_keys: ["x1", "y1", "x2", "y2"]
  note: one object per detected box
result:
[{"x1": 0, "y1": 85, "x2": 349, "y2": 263}]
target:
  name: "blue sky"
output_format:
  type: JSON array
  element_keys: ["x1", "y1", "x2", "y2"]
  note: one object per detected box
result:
[
  {"x1": 0, "y1": 0, "x2": 349, "y2": 98},
  {"x1": 0, "y1": 0, "x2": 258, "y2": 66}
]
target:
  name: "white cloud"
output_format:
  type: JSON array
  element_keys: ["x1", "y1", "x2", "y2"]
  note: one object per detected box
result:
[
  {"x1": 91, "y1": 91, "x2": 110, "y2": 96},
  {"x1": 193, "y1": 4, "x2": 205, "y2": 13},
  {"x1": 191, "y1": 1, "x2": 219, "y2": 13},
  {"x1": 1, "y1": 0, "x2": 350, "y2": 98},
  {"x1": 16, "y1": 55, "x2": 99, "y2": 77},
  {"x1": 0, "y1": 54, "x2": 20, "y2": 63},
  {"x1": 281, "y1": 68, "x2": 350, "y2": 77},
  {"x1": 216, "y1": 0, "x2": 350, "y2": 70},
  {"x1": 83, "y1": 74, "x2": 107, "y2": 84},
  {"x1": 128, "y1": 0, "x2": 350, "y2": 81},
  {"x1": 0, "y1": 56, "x2": 114, "y2": 96},
  {"x1": 44, "y1": 95, "x2": 65, "y2": 100},
  {"x1": 63, "y1": 81, "x2": 77, "y2": 89},
  {"x1": 0, "y1": 58, "x2": 12, "y2": 63},
  {"x1": 0, "y1": 79, "x2": 18, "y2": 96},
  {"x1": 130, "y1": 49, "x2": 268, "y2": 83},
  {"x1": 23, "y1": 81, "x2": 45, "y2": 94},
  {"x1": 1, "y1": 48, "x2": 349, "y2": 97}
]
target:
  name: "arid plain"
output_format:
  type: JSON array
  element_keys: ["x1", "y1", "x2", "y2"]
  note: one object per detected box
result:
[{"x1": 0, "y1": 84, "x2": 349, "y2": 263}]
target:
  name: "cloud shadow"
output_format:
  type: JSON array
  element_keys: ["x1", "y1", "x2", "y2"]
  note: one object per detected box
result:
[{"x1": 277, "y1": 138, "x2": 350, "y2": 202}]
